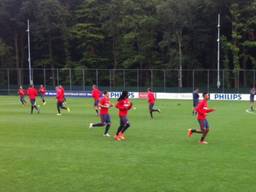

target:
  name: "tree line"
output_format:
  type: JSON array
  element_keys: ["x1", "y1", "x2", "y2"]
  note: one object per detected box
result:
[{"x1": 0, "y1": 0, "x2": 255, "y2": 72}]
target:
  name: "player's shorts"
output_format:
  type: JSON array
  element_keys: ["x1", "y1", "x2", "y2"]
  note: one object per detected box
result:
[
  {"x1": 120, "y1": 116, "x2": 129, "y2": 126},
  {"x1": 149, "y1": 103, "x2": 155, "y2": 111},
  {"x1": 193, "y1": 101, "x2": 199, "y2": 107},
  {"x1": 198, "y1": 119, "x2": 209, "y2": 129},
  {"x1": 94, "y1": 99, "x2": 99, "y2": 107},
  {"x1": 250, "y1": 95, "x2": 254, "y2": 102},
  {"x1": 100, "y1": 114, "x2": 111, "y2": 124},
  {"x1": 57, "y1": 101, "x2": 64, "y2": 107},
  {"x1": 30, "y1": 99, "x2": 36, "y2": 106}
]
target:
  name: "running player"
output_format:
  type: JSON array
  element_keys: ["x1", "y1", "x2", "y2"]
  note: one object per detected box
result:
[
  {"x1": 147, "y1": 88, "x2": 160, "y2": 119},
  {"x1": 249, "y1": 86, "x2": 255, "y2": 111},
  {"x1": 27, "y1": 84, "x2": 40, "y2": 114},
  {"x1": 91, "y1": 85, "x2": 101, "y2": 115},
  {"x1": 115, "y1": 91, "x2": 133, "y2": 141},
  {"x1": 39, "y1": 84, "x2": 47, "y2": 105},
  {"x1": 192, "y1": 88, "x2": 199, "y2": 115},
  {"x1": 56, "y1": 86, "x2": 70, "y2": 116},
  {"x1": 187, "y1": 92, "x2": 215, "y2": 144},
  {"x1": 18, "y1": 86, "x2": 27, "y2": 105},
  {"x1": 89, "y1": 91, "x2": 113, "y2": 137}
]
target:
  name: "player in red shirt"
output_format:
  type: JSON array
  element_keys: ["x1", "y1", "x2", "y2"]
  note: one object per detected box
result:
[
  {"x1": 56, "y1": 86, "x2": 70, "y2": 116},
  {"x1": 18, "y1": 85, "x2": 27, "y2": 105},
  {"x1": 89, "y1": 91, "x2": 113, "y2": 137},
  {"x1": 147, "y1": 88, "x2": 160, "y2": 119},
  {"x1": 27, "y1": 84, "x2": 40, "y2": 114},
  {"x1": 91, "y1": 85, "x2": 101, "y2": 115},
  {"x1": 115, "y1": 91, "x2": 133, "y2": 141},
  {"x1": 187, "y1": 92, "x2": 215, "y2": 144},
  {"x1": 39, "y1": 84, "x2": 47, "y2": 105}
]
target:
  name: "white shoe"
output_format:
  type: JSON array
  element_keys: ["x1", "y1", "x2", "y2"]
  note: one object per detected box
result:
[
  {"x1": 67, "y1": 108, "x2": 71, "y2": 112},
  {"x1": 89, "y1": 123, "x2": 93, "y2": 128},
  {"x1": 57, "y1": 113, "x2": 62, "y2": 116},
  {"x1": 104, "y1": 133, "x2": 111, "y2": 137}
]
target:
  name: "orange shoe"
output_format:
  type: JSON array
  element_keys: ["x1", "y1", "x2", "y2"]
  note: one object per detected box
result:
[
  {"x1": 118, "y1": 133, "x2": 126, "y2": 140},
  {"x1": 115, "y1": 135, "x2": 121, "y2": 141},
  {"x1": 199, "y1": 141, "x2": 208, "y2": 144},
  {"x1": 187, "y1": 129, "x2": 193, "y2": 137}
]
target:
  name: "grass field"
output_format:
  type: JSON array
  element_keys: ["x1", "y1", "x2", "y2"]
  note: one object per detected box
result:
[{"x1": 0, "y1": 96, "x2": 256, "y2": 192}]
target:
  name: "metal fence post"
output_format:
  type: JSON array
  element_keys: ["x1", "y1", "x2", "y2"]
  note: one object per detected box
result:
[
  {"x1": 69, "y1": 68, "x2": 72, "y2": 91},
  {"x1": 207, "y1": 70, "x2": 210, "y2": 93},
  {"x1": 96, "y1": 69, "x2": 99, "y2": 86},
  {"x1": 43, "y1": 68, "x2": 46, "y2": 86},
  {"x1": 151, "y1": 69, "x2": 153, "y2": 89},
  {"x1": 163, "y1": 70, "x2": 166, "y2": 92},
  {"x1": 137, "y1": 69, "x2": 139, "y2": 92},
  {"x1": 57, "y1": 68, "x2": 59, "y2": 85},
  {"x1": 82, "y1": 69, "x2": 85, "y2": 91},
  {"x1": 7, "y1": 68, "x2": 10, "y2": 95},
  {"x1": 222, "y1": 70, "x2": 225, "y2": 93},
  {"x1": 109, "y1": 70, "x2": 112, "y2": 91},
  {"x1": 192, "y1": 70, "x2": 195, "y2": 91},
  {"x1": 253, "y1": 70, "x2": 256, "y2": 87},
  {"x1": 123, "y1": 70, "x2": 126, "y2": 90}
]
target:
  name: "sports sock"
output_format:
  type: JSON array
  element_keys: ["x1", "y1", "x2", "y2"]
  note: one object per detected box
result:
[
  {"x1": 121, "y1": 124, "x2": 130, "y2": 134},
  {"x1": 116, "y1": 126, "x2": 123, "y2": 136},
  {"x1": 31, "y1": 106, "x2": 33, "y2": 114},
  {"x1": 104, "y1": 124, "x2": 110, "y2": 134},
  {"x1": 93, "y1": 123, "x2": 105, "y2": 127},
  {"x1": 150, "y1": 111, "x2": 153, "y2": 118}
]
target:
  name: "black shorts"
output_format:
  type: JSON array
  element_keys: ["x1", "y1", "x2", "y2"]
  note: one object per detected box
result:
[
  {"x1": 30, "y1": 99, "x2": 36, "y2": 106},
  {"x1": 120, "y1": 116, "x2": 129, "y2": 126},
  {"x1": 250, "y1": 95, "x2": 254, "y2": 102},
  {"x1": 100, "y1": 114, "x2": 111, "y2": 124}
]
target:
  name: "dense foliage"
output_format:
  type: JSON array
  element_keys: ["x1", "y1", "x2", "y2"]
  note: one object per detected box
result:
[{"x1": 0, "y1": 0, "x2": 255, "y2": 70}]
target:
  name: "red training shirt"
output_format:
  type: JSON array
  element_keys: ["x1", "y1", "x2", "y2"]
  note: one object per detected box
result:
[
  {"x1": 147, "y1": 91, "x2": 156, "y2": 104},
  {"x1": 92, "y1": 88, "x2": 101, "y2": 101},
  {"x1": 196, "y1": 99, "x2": 214, "y2": 120},
  {"x1": 18, "y1": 88, "x2": 26, "y2": 97},
  {"x1": 99, "y1": 97, "x2": 111, "y2": 115},
  {"x1": 39, "y1": 86, "x2": 47, "y2": 95},
  {"x1": 27, "y1": 87, "x2": 38, "y2": 100},
  {"x1": 115, "y1": 98, "x2": 132, "y2": 117},
  {"x1": 56, "y1": 88, "x2": 65, "y2": 102}
]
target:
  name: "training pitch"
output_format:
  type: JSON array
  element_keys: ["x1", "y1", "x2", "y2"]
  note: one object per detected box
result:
[{"x1": 0, "y1": 96, "x2": 255, "y2": 192}]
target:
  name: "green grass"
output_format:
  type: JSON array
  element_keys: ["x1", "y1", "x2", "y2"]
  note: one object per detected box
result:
[{"x1": 0, "y1": 96, "x2": 256, "y2": 192}]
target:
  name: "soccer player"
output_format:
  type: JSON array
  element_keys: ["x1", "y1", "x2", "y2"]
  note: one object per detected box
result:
[
  {"x1": 56, "y1": 86, "x2": 70, "y2": 116},
  {"x1": 249, "y1": 86, "x2": 255, "y2": 111},
  {"x1": 115, "y1": 91, "x2": 133, "y2": 141},
  {"x1": 18, "y1": 85, "x2": 27, "y2": 105},
  {"x1": 27, "y1": 84, "x2": 40, "y2": 114},
  {"x1": 147, "y1": 88, "x2": 160, "y2": 119},
  {"x1": 91, "y1": 84, "x2": 101, "y2": 115},
  {"x1": 187, "y1": 92, "x2": 215, "y2": 144},
  {"x1": 39, "y1": 84, "x2": 47, "y2": 105},
  {"x1": 89, "y1": 91, "x2": 113, "y2": 137},
  {"x1": 192, "y1": 88, "x2": 199, "y2": 115}
]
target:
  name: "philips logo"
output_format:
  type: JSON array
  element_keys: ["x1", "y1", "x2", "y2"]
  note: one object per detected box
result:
[
  {"x1": 110, "y1": 92, "x2": 135, "y2": 98},
  {"x1": 214, "y1": 94, "x2": 242, "y2": 100}
]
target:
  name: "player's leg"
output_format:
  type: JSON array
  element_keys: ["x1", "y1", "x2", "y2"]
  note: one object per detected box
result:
[
  {"x1": 104, "y1": 115, "x2": 111, "y2": 136},
  {"x1": 57, "y1": 102, "x2": 61, "y2": 114},
  {"x1": 115, "y1": 118, "x2": 124, "y2": 141},
  {"x1": 33, "y1": 100, "x2": 40, "y2": 113},
  {"x1": 200, "y1": 120, "x2": 209, "y2": 143},
  {"x1": 90, "y1": 115, "x2": 106, "y2": 128},
  {"x1": 188, "y1": 120, "x2": 203, "y2": 137},
  {"x1": 149, "y1": 104, "x2": 153, "y2": 118},
  {"x1": 94, "y1": 100, "x2": 99, "y2": 115},
  {"x1": 30, "y1": 100, "x2": 34, "y2": 114}
]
